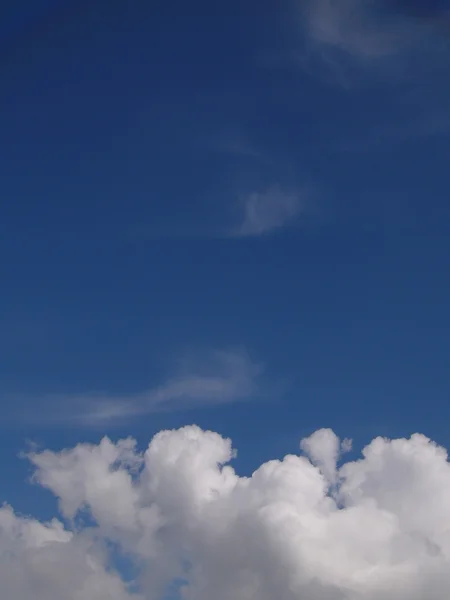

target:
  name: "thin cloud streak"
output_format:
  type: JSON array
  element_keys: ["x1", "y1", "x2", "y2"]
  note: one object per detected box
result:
[{"x1": 4, "y1": 349, "x2": 262, "y2": 427}]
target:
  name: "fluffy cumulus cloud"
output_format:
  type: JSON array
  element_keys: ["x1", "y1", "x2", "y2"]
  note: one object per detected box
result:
[{"x1": 3, "y1": 426, "x2": 450, "y2": 599}]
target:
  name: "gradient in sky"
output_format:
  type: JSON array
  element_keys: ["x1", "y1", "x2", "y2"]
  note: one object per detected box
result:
[{"x1": 1, "y1": 1, "x2": 450, "y2": 598}]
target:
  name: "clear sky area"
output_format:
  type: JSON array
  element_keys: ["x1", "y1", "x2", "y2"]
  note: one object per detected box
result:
[{"x1": 1, "y1": 1, "x2": 450, "y2": 598}]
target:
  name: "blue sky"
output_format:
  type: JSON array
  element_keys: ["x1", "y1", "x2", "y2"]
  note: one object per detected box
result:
[{"x1": 1, "y1": 0, "x2": 450, "y2": 579}]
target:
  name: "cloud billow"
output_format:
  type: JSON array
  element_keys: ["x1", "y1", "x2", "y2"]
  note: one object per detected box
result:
[{"x1": 2, "y1": 426, "x2": 450, "y2": 598}]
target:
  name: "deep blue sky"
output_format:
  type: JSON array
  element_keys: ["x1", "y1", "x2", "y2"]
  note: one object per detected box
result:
[{"x1": 1, "y1": 0, "x2": 450, "y2": 516}]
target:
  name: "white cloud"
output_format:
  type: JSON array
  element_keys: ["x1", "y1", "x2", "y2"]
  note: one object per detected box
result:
[
  {"x1": 300, "y1": 428, "x2": 342, "y2": 484},
  {"x1": 0, "y1": 504, "x2": 138, "y2": 600},
  {"x1": 232, "y1": 186, "x2": 303, "y2": 237},
  {"x1": 296, "y1": 0, "x2": 449, "y2": 80},
  {"x1": 7, "y1": 349, "x2": 261, "y2": 427},
  {"x1": 4, "y1": 425, "x2": 450, "y2": 598},
  {"x1": 62, "y1": 349, "x2": 260, "y2": 425}
]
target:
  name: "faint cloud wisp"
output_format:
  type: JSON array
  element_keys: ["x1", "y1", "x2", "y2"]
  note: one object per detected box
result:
[
  {"x1": 296, "y1": 0, "x2": 450, "y2": 82},
  {"x1": 302, "y1": 0, "x2": 402, "y2": 60},
  {"x1": 13, "y1": 349, "x2": 262, "y2": 427},
  {"x1": 231, "y1": 186, "x2": 304, "y2": 237}
]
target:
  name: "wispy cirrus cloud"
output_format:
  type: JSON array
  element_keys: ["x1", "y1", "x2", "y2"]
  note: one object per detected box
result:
[
  {"x1": 230, "y1": 186, "x2": 304, "y2": 238},
  {"x1": 5, "y1": 349, "x2": 262, "y2": 427},
  {"x1": 301, "y1": 0, "x2": 406, "y2": 60},
  {"x1": 131, "y1": 187, "x2": 306, "y2": 241},
  {"x1": 296, "y1": 0, "x2": 450, "y2": 82},
  {"x1": 291, "y1": 1, "x2": 450, "y2": 150}
]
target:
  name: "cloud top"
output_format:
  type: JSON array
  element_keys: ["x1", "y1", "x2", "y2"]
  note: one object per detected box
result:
[{"x1": 3, "y1": 425, "x2": 450, "y2": 598}]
